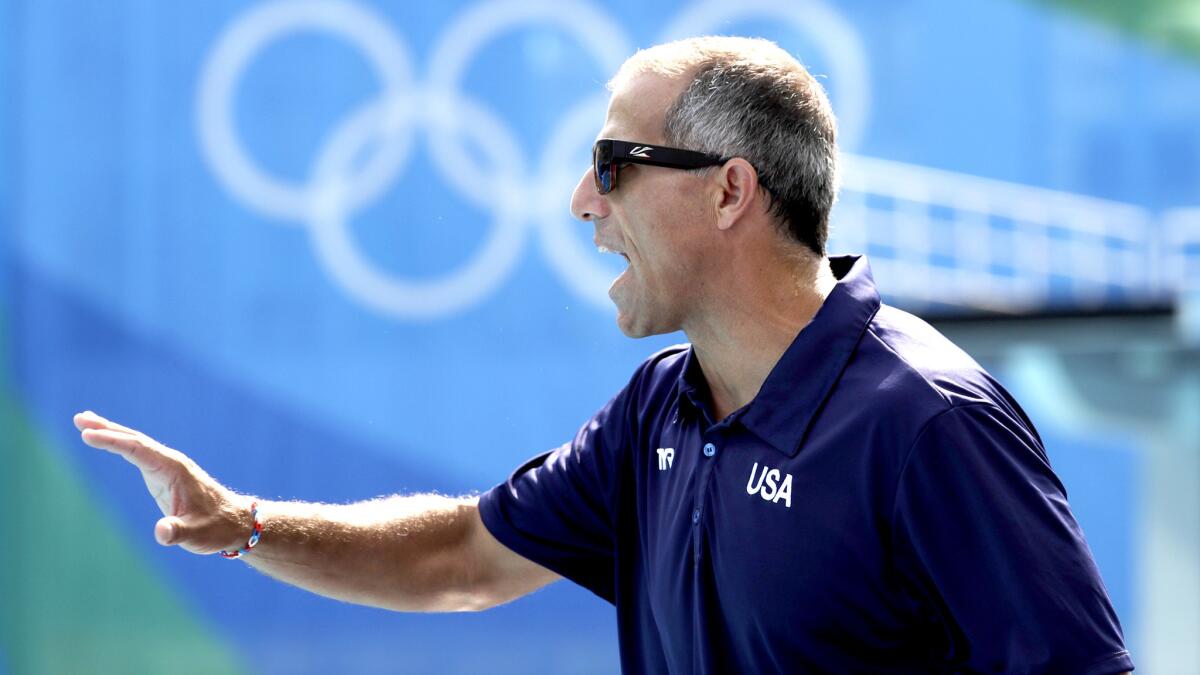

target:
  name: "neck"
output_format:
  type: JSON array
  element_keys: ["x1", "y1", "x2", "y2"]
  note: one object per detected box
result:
[{"x1": 683, "y1": 253, "x2": 837, "y2": 421}]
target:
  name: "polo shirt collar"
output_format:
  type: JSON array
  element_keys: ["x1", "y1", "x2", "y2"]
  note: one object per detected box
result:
[{"x1": 676, "y1": 255, "x2": 881, "y2": 456}]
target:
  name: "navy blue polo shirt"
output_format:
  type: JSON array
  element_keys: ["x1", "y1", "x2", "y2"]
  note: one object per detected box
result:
[{"x1": 479, "y1": 256, "x2": 1133, "y2": 674}]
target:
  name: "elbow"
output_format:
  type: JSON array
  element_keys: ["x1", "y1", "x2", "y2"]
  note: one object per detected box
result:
[
  {"x1": 455, "y1": 592, "x2": 504, "y2": 613},
  {"x1": 453, "y1": 562, "x2": 512, "y2": 613},
  {"x1": 415, "y1": 575, "x2": 509, "y2": 613},
  {"x1": 424, "y1": 509, "x2": 511, "y2": 613},
  {"x1": 422, "y1": 499, "x2": 553, "y2": 613},
  {"x1": 370, "y1": 567, "x2": 494, "y2": 613}
]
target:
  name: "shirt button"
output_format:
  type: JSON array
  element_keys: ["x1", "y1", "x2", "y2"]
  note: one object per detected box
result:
[
  {"x1": 692, "y1": 508, "x2": 701, "y2": 524},
  {"x1": 702, "y1": 442, "x2": 716, "y2": 457}
]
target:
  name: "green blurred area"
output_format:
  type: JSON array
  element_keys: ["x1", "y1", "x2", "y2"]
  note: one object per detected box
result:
[
  {"x1": 0, "y1": 315, "x2": 244, "y2": 675},
  {"x1": 1038, "y1": 0, "x2": 1200, "y2": 59}
]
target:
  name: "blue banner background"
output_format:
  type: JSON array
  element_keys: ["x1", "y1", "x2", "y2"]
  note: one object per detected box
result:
[{"x1": 4, "y1": 0, "x2": 1198, "y2": 672}]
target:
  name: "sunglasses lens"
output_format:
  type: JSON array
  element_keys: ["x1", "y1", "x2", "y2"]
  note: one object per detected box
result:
[
  {"x1": 597, "y1": 162, "x2": 613, "y2": 194},
  {"x1": 593, "y1": 142, "x2": 614, "y2": 194}
]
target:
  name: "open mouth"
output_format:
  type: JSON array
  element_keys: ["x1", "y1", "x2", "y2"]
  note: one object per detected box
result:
[
  {"x1": 597, "y1": 244, "x2": 632, "y2": 297},
  {"x1": 597, "y1": 245, "x2": 631, "y2": 266}
]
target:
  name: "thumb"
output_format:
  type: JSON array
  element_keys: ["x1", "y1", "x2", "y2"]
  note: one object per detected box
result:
[{"x1": 155, "y1": 516, "x2": 187, "y2": 546}]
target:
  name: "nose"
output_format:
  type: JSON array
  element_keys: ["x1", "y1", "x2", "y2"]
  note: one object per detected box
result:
[{"x1": 570, "y1": 167, "x2": 610, "y2": 222}]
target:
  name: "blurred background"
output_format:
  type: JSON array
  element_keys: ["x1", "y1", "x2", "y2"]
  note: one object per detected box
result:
[{"x1": 2, "y1": 0, "x2": 1198, "y2": 673}]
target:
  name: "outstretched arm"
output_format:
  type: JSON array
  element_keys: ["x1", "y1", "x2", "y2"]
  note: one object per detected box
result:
[{"x1": 74, "y1": 411, "x2": 560, "y2": 612}]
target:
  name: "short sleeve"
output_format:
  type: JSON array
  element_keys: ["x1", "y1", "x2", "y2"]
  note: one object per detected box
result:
[
  {"x1": 477, "y1": 387, "x2": 634, "y2": 604},
  {"x1": 892, "y1": 404, "x2": 1134, "y2": 674}
]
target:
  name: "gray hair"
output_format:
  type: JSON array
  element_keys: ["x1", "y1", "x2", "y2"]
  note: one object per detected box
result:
[{"x1": 613, "y1": 37, "x2": 839, "y2": 256}]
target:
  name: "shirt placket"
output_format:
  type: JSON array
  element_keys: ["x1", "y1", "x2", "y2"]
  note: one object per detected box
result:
[{"x1": 690, "y1": 421, "x2": 729, "y2": 674}]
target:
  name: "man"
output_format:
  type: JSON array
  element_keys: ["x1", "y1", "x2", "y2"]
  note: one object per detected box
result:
[{"x1": 77, "y1": 37, "x2": 1133, "y2": 673}]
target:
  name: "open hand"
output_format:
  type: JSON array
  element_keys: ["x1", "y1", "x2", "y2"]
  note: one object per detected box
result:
[{"x1": 74, "y1": 411, "x2": 252, "y2": 555}]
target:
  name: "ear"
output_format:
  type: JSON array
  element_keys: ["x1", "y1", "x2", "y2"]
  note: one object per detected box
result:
[{"x1": 712, "y1": 158, "x2": 763, "y2": 232}]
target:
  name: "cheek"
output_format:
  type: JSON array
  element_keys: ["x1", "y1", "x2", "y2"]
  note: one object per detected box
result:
[
  {"x1": 623, "y1": 178, "x2": 709, "y2": 277},
  {"x1": 640, "y1": 237, "x2": 703, "y2": 300}
]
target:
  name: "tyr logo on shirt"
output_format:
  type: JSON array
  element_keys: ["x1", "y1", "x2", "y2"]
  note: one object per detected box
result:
[
  {"x1": 656, "y1": 447, "x2": 675, "y2": 471},
  {"x1": 747, "y1": 462, "x2": 793, "y2": 508}
]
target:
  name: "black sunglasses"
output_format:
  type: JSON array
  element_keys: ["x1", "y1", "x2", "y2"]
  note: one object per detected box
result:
[{"x1": 592, "y1": 138, "x2": 728, "y2": 195}]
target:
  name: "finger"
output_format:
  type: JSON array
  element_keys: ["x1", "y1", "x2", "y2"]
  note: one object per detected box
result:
[
  {"x1": 155, "y1": 516, "x2": 187, "y2": 547},
  {"x1": 74, "y1": 410, "x2": 140, "y2": 435},
  {"x1": 81, "y1": 428, "x2": 171, "y2": 474}
]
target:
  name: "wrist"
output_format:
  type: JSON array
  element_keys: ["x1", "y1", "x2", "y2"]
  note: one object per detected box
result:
[{"x1": 220, "y1": 495, "x2": 263, "y2": 559}]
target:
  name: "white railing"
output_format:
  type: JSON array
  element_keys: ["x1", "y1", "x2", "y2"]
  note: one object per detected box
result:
[{"x1": 832, "y1": 153, "x2": 1196, "y2": 315}]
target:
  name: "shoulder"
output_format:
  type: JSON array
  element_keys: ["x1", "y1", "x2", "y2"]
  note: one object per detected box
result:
[
  {"x1": 864, "y1": 305, "x2": 1014, "y2": 408},
  {"x1": 582, "y1": 344, "x2": 689, "y2": 441},
  {"x1": 839, "y1": 304, "x2": 1039, "y2": 449}
]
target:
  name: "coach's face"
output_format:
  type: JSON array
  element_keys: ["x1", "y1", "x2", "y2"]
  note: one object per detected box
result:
[{"x1": 571, "y1": 71, "x2": 716, "y2": 338}]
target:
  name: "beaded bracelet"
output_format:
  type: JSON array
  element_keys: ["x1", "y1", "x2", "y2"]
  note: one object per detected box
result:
[{"x1": 219, "y1": 500, "x2": 262, "y2": 559}]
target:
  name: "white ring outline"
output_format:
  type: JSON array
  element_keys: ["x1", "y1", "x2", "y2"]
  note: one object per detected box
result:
[
  {"x1": 424, "y1": 0, "x2": 632, "y2": 211},
  {"x1": 196, "y1": 0, "x2": 872, "y2": 318},
  {"x1": 422, "y1": 0, "x2": 637, "y2": 311},
  {"x1": 197, "y1": 0, "x2": 416, "y2": 222},
  {"x1": 308, "y1": 89, "x2": 530, "y2": 320}
]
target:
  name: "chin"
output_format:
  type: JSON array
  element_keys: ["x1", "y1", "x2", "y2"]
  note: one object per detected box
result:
[
  {"x1": 616, "y1": 320, "x2": 653, "y2": 339},
  {"x1": 611, "y1": 280, "x2": 679, "y2": 338},
  {"x1": 614, "y1": 309, "x2": 640, "y2": 338},
  {"x1": 614, "y1": 307, "x2": 647, "y2": 338},
  {"x1": 614, "y1": 305, "x2": 674, "y2": 339}
]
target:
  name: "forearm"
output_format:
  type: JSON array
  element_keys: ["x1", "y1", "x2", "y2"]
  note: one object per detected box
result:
[
  {"x1": 74, "y1": 411, "x2": 554, "y2": 613},
  {"x1": 238, "y1": 493, "x2": 487, "y2": 612}
]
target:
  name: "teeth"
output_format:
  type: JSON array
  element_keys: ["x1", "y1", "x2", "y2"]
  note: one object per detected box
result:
[{"x1": 597, "y1": 245, "x2": 630, "y2": 264}]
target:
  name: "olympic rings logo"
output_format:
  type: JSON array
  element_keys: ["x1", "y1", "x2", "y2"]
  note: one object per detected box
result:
[{"x1": 197, "y1": 0, "x2": 869, "y2": 319}]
